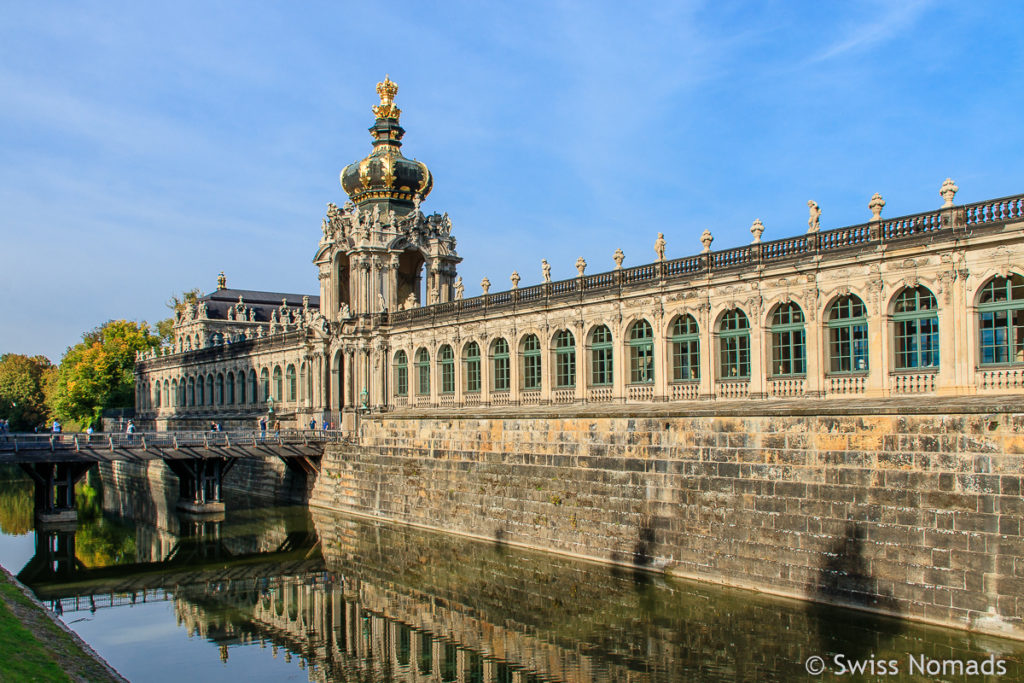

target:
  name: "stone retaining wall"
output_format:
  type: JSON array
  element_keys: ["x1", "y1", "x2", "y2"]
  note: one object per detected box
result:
[{"x1": 311, "y1": 401, "x2": 1024, "y2": 639}]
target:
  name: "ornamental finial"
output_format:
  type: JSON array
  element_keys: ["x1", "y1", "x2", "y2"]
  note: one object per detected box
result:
[
  {"x1": 373, "y1": 75, "x2": 401, "y2": 120},
  {"x1": 216, "y1": 271, "x2": 226, "y2": 290}
]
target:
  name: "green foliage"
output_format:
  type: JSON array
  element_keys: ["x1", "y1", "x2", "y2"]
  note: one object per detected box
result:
[
  {"x1": 0, "y1": 467, "x2": 32, "y2": 536},
  {"x1": 156, "y1": 288, "x2": 201, "y2": 344},
  {"x1": 49, "y1": 320, "x2": 161, "y2": 426},
  {"x1": 0, "y1": 354, "x2": 56, "y2": 431}
]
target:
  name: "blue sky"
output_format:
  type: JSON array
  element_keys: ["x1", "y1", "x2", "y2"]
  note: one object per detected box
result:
[{"x1": 2, "y1": 1, "x2": 1022, "y2": 362}]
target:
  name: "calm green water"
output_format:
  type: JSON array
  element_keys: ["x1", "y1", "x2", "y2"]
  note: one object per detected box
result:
[{"x1": 0, "y1": 465, "x2": 1021, "y2": 682}]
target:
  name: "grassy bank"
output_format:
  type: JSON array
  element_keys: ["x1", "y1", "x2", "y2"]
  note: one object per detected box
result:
[{"x1": 0, "y1": 566, "x2": 124, "y2": 682}]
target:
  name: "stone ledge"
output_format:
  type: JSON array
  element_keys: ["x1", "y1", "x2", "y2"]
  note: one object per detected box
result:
[{"x1": 377, "y1": 394, "x2": 1024, "y2": 420}]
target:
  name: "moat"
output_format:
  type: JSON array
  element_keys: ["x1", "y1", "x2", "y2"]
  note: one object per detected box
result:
[{"x1": 0, "y1": 465, "x2": 1021, "y2": 682}]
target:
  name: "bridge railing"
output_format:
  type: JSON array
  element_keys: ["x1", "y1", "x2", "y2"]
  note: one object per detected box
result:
[{"x1": 0, "y1": 429, "x2": 351, "y2": 452}]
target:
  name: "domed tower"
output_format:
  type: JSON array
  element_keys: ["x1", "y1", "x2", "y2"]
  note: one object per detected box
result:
[{"x1": 315, "y1": 77, "x2": 460, "y2": 322}]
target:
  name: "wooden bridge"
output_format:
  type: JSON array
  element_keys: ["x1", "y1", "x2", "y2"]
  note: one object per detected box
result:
[{"x1": 0, "y1": 430, "x2": 349, "y2": 521}]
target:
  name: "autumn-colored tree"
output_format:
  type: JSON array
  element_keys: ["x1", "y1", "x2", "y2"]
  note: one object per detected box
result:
[
  {"x1": 156, "y1": 288, "x2": 201, "y2": 344},
  {"x1": 49, "y1": 320, "x2": 161, "y2": 426},
  {"x1": 0, "y1": 354, "x2": 56, "y2": 431}
]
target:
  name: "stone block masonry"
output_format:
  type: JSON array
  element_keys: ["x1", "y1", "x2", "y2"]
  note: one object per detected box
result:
[{"x1": 311, "y1": 398, "x2": 1024, "y2": 640}]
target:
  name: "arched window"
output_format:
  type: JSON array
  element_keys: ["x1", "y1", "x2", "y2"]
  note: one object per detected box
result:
[
  {"x1": 491, "y1": 339, "x2": 510, "y2": 391},
  {"x1": 439, "y1": 345, "x2": 455, "y2": 394},
  {"x1": 248, "y1": 369, "x2": 257, "y2": 404},
  {"x1": 979, "y1": 274, "x2": 1024, "y2": 365},
  {"x1": 188, "y1": 377, "x2": 196, "y2": 406},
  {"x1": 273, "y1": 366, "x2": 283, "y2": 401},
  {"x1": 206, "y1": 375, "x2": 214, "y2": 405},
  {"x1": 197, "y1": 374, "x2": 205, "y2": 405},
  {"x1": 589, "y1": 326, "x2": 613, "y2": 386},
  {"x1": 415, "y1": 349, "x2": 430, "y2": 395},
  {"x1": 162, "y1": 379, "x2": 169, "y2": 407},
  {"x1": 394, "y1": 351, "x2": 409, "y2": 396},
  {"x1": 227, "y1": 372, "x2": 235, "y2": 404},
  {"x1": 770, "y1": 303, "x2": 806, "y2": 376},
  {"x1": 171, "y1": 379, "x2": 178, "y2": 407},
  {"x1": 554, "y1": 331, "x2": 576, "y2": 388},
  {"x1": 154, "y1": 382, "x2": 161, "y2": 408},
  {"x1": 286, "y1": 365, "x2": 297, "y2": 402},
  {"x1": 893, "y1": 286, "x2": 939, "y2": 369},
  {"x1": 299, "y1": 363, "x2": 307, "y2": 404},
  {"x1": 628, "y1": 320, "x2": 654, "y2": 384},
  {"x1": 718, "y1": 309, "x2": 750, "y2": 379},
  {"x1": 827, "y1": 295, "x2": 869, "y2": 373},
  {"x1": 260, "y1": 368, "x2": 270, "y2": 402},
  {"x1": 521, "y1": 335, "x2": 541, "y2": 390},
  {"x1": 463, "y1": 342, "x2": 481, "y2": 393},
  {"x1": 216, "y1": 373, "x2": 225, "y2": 405},
  {"x1": 670, "y1": 315, "x2": 700, "y2": 381},
  {"x1": 238, "y1": 371, "x2": 246, "y2": 405}
]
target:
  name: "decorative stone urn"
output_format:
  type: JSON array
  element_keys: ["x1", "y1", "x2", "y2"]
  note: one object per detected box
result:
[
  {"x1": 750, "y1": 219, "x2": 765, "y2": 244},
  {"x1": 700, "y1": 230, "x2": 713, "y2": 253},
  {"x1": 613, "y1": 248, "x2": 625, "y2": 270},
  {"x1": 575, "y1": 257, "x2": 586, "y2": 277},
  {"x1": 940, "y1": 178, "x2": 959, "y2": 207},
  {"x1": 869, "y1": 193, "x2": 885, "y2": 222}
]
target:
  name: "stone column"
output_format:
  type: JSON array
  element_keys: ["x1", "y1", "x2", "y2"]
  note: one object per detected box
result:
[
  {"x1": 575, "y1": 321, "x2": 585, "y2": 402},
  {"x1": 961, "y1": 271, "x2": 979, "y2": 393},
  {"x1": 343, "y1": 347, "x2": 355, "y2": 410},
  {"x1": 510, "y1": 334, "x2": 521, "y2": 404},
  {"x1": 613, "y1": 320, "x2": 625, "y2": 402},
  {"x1": 429, "y1": 344, "x2": 439, "y2": 407},
  {"x1": 454, "y1": 340, "x2": 464, "y2": 406},
  {"x1": 804, "y1": 301, "x2": 823, "y2": 397},
  {"x1": 388, "y1": 255, "x2": 400, "y2": 312},
  {"x1": 867, "y1": 287, "x2": 888, "y2": 397},
  {"x1": 700, "y1": 304, "x2": 714, "y2": 399},
  {"x1": 748, "y1": 300, "x2": 765, "y2": 399},
  {"x1": 481, "y1": 337, "x2": 491, "y2": 405},
  {"x1": 540, "y1": 329, "x2": 552, "y2": 403},
  {"x1": 653, "y1": 311, "x2": 667, "y2": 401}
]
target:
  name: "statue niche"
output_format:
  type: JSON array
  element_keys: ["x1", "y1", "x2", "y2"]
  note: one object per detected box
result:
[
  {"x1": 334, "y1": 252, "x2": 351, "y2": 316},
  {"x1": 395, "y1": 248, "x2": 425, "y2": 308}
]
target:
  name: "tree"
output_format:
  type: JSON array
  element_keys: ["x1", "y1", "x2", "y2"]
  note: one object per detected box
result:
[
  {"x1": 49, "y1": 320, "x2": 161, "y2": 426},
  {"x1": 0, "y1": 354, "x2": 56, "y2": 431},
  {"x1": 156, "y1": 288, "x2": 201, "y2": 344}
]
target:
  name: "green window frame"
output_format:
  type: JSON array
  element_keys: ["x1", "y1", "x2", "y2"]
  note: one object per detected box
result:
[
  {"x1": 239, "y1": 371, "x2": 247, "y2": 405},
  {"x1": 394, "y1": 351, "x2": 408, "y2": 396},
  {"x1": 415, "y1": 349, "x2": 430, "y2": 395},
  {"x1": 893, "y1": 287, "x2": 939, "y2": 369},
  {"x1": 272, "y1": 366, "x2": 283, "y2": 402},
  {"x1": 628, "y1": 320, "x2": 654, "y2": 384},
  {"x1": 439, "y1": 345, "x2": 455, "y2": 394},
  {"x1": 770, "y1": 303, "x2": 806, "y2": 376},
  {"x1": 463, "y1": 342, "x2": 481, "y2": 393},
  {"x1": 590, "y1": 325, "x2": 613, "y2": 386},
  {"x1": 979, "y1": 274, "x2": 1024, "y2": 366},
  {"x1": 670, "y1": 315, "x2": 700, "y2": 381},
  {"x1": 188, "y1": 377, "x2": 196, "y2": 406},
  {"x1": 248, "y1": 369, "x2": 257, "y2": 404},
  {"x1": 718, "y1": 309, "x2": 750, "y2": 379},
  {"x1": 227, "y1": 372, "x2": 235, "y2": 404},
  {"x1": 260, "y1": 369, "x2": 269, "y2": 402},
  {"x1": 491, "y1": 338, "x2": 510, "y2": 391},
  {"x1": 286, "y1": 365, "x2": 296, "y2": 402},
  {"x1": 554, "y1": 330, "x2": 576, "y2": 388},
  {"x1": 207, "y1": 375, "x2": 215, "y2": 405},
  {"x1": 828, "y1": 295, "x2": 869, "y2": 373},
  {"x1": 522, "y1": 335, "x2": 541, "y2": 390}
]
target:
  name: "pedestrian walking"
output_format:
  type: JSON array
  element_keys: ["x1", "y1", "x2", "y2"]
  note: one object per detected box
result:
[
  {"x1": 51, "y1": 420, "x2": 61, "y2": 433},
  {"x1": 309, "y1": 417, "x2": 316, "y2": 431},
  {"x1": 259, "y1": 417, "x2": 267, "y2": 442}
]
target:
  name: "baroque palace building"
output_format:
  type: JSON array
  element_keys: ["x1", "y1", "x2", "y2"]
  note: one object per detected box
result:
[{"x1": 135, "y1": 77, "x2": 1024, "y2": 430}]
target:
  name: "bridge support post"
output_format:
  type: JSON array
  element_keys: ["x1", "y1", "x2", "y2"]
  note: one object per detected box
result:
[
  {"x1": 166, "y1": 457, "x2": 236, "y2": 515},
  {"x1": 19, "y1": 462, "x2": 94, "y2": 526}
]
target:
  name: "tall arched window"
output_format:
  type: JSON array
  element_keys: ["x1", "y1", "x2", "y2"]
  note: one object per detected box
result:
[
  {"x1": 162, "y1": 379, "x2": 170, "y2": 407},
  {"x1": 979, "y1": 274, "x2": 1024, "y2": 365},
  {"x1": 299, "y1": 363, "x2": 307, "y2": 404},
  {"x1": 628, "y1": 320, "x2": 654, "y2": 384},
  {"x1": 463, "y1": 342, "x2": 481, "y2": 393},
  {"x1": 273, "y1": 366, "x2": 283, "y2": 400},
  {"x1": 154, "y1": 382, "x2": 161, "y2": 408},
  {"x1": 521, "y1": 335, "x2": 541, "y2": 390},
  {"x1": 260, "y1": 368, "x2": 270, "y2": 402},
  {"x1": 589, "y1": 326, "x2": 613, "y2": 386},
  {"x1": 239, "y1": 371, "x2": 247, "y2": 405},
  {"x1": 188, "y1": 377, "x2": 196, "y2": 406},
  {"x1": 670, "y1": 315, "x2": 700, "y2": 381},
  {"x1": 286, "y1": 365, "x2": 297, "y2": 402},
  {"x1": 171, "y1": 379, "x2": 178, "y2": 407},
  {"x1": 770, "y1": 303, "x2": 806, "y2": 376},
  {"x1": 893, "y1": 286, "x2": 939, "y2": 369},
  {"x1": 197, "y1": 374, "x2": 205, "y2": 405},
  {"x1": 439, "y1": 345, "x2": 455, "y2": 394},
  {"x1": 828, "y1": 295, "x2": 869, "y2": 373},
  {"x1": 249, "y1": 369, "x2": 257, "y2": 404},
  {"x1": 394, "y1": 351, "x2": 409, "y2": 396},
  {"x1": 227, "y1": 372, "x2": 235, "y2": 404},
  {"x1": 718, "y1": 309, "x2": 750, "y2": 379},
  {"x1": 415, "y1": 349, "x2": 431, "y2": 395},
  {"x1": 554, "y1": 330, "x2": 576, "y2": 388},
  {"x1": 491, "y1": 339, "x2": 510, "y2": 391},
  {"x1": 206, "y1": 375, "x2": 214, "y2": 405},
  {"x1": 216, "y1": 374, "x2": 225, "y2": 405}
]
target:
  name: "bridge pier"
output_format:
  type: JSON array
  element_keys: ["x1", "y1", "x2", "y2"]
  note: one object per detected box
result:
[
  {"x1": 166, "y1": 457, "x2": 236, "y2": 515},
  {"x1": 19, "y1": 462, "x2": 94, "y2": 525}
]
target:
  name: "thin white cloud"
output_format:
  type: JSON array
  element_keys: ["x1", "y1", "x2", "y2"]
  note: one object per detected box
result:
[{"x1": 806, "y1": 0, "x2": 935, "y2": 64}]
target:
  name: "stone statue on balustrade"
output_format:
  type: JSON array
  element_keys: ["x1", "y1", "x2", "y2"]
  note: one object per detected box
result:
[
  {"x1": 541, "y1": 259, "x2": 551, "y2": 283},
  {"x1": 807, "y1": 201, "x2": 821, "y2": 233},
  {"x1": 655, "y1": 233, "x2": 666, "y2": 261},
  {"x1": 454, "y1": 276, "x2": 464, "y2": 300}
]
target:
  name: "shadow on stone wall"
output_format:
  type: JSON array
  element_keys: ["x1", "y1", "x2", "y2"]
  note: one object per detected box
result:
[{"x1": 809, "y1": 522, "x2": 902, "y2": 661}]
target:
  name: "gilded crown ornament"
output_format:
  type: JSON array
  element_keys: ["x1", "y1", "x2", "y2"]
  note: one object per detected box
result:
[{"x1": 372, "y1": 75, "x2": 401, "y2": 120}]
